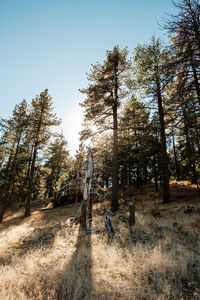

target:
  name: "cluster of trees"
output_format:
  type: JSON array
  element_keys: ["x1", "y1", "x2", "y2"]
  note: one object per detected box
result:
[
  {"x1": 80, "y1": 0, "x2": 200, "y2": 210},
  {"x1": 0, "y1": 90, "x2": 74, "y2": 222},
  {"x1": 1, "y1": 0, "x2": 199, "y2": 221}
]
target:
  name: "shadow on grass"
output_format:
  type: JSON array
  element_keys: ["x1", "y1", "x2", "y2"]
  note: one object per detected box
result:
[
  {"x1": 0, "y1": 214, "x2": 24, "y2": 232},
  {"x1": 0, "y1": 206, "x2": 76, "y2": 266},
  {"x1": 57, "y1": 225, "x2": 93, "y2": 300},
  {"x1": 0, "y1": 223, "x2": 61, "y2": 265}
]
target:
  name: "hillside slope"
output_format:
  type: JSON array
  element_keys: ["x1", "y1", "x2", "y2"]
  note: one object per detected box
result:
[{"x1": 0, "y1": 182, "x2": 200, "y2": 300}]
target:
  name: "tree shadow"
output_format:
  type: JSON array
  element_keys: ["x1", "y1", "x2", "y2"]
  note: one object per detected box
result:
[
  {"x1": 0, "y1": 222, "x2": 60, "y2": 266},
  {"x1": 0, "y1": 211, "x2": 25, "y2": 233},
  {"x1": 0, "y1": 204, "x2": 79, "y2": 266},
  {"x1": 57, "y1": 225, "x2": 93, "y2": 300}
]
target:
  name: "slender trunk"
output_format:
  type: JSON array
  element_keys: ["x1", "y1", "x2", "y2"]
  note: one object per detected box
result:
[
  {"x1": 172, "y1": 131, "x2": 180, "y2": 181},
  {"x1": 143, "y1": 164, "x2": 148, "y2": 185},
  {"x1": 127, "y1": 129, "x2": 132, "y2": 187},
  {"x1": 156, "y1": 80, "x2": 170, "y2": 203},
  {"x1": 0, "y1": 195, "x2": 11, "y2": 223},
  {"x1": 105, "y1": 150, "x2": 109, "y2": 188},
  {"x1": 9, "y1": 135, "x2": 22, "y2": 193},
  {"x1": 24, "y1": 107, "x2": 44, "y2": 217},
  {"x1": 135, "y1": 129, "x2": 140, "y2": 190},
  {"x1": 0, "y1": 205, "x2": 6, "y2": 223},
  {"x1": 153, "y1": 153, "x2": 158, "y2": 192},
  {"x1": 185, "y1": 132, "x2": 199, "y2": 187},
  {"x1": 112, "y1": 104, "x2": 119, "y2": 211},
  {"x1": 128, "y1": 158, "x2": 131, "y2": 187},
  {"x1": 136, "y1": 162, "x2": 140, "y2": 190},
  {"x1": 194, "y1": 111, "x2": 200, "y2": 155},
  {"x1": 183, "y1": 111, "x2": 199, "y2": 185},
  {"x1": 123, "y1": 164, "x2": 127, "y2": 186},
  {"x1": 157, "y1": 153, "x2": 162, "y2": 187},
  {"x1": 111, "y1": 62, "x2": 119, "y2": 212},
  {"x1": 24, "y1": 143, "x2": 38, "y2": 217},
  {"x1": 21, "y1": 145, "x2": 33, "y2": 202},
  {"x1": 181, "y1": 102, "x2": 199, "y2": 192}
]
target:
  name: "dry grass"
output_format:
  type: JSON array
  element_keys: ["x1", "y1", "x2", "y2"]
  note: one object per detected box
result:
[{"x1": 1, "y1": 182, "x2": 200, "y2": 300}]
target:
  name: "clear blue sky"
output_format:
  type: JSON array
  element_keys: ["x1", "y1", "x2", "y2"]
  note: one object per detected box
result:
[{"x1": 0, "y1": 0, "x2": 176, "y2": 156}]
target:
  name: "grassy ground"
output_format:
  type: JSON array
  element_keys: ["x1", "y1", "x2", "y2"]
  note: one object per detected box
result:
[{"x1": 0, "y1": 182, "x2": 200, "y2": 300}]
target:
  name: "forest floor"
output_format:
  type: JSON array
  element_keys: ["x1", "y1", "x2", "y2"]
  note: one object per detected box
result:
[{"x1": 0, "y1": 181, "x2": 200, "y2": 300}]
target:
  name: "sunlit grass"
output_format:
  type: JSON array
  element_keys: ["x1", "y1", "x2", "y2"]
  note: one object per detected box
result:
[{"x1": 1, "y1": 183, "x2": 200, "y2": 299}]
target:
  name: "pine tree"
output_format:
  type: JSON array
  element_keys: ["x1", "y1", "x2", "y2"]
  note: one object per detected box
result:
[
  {"x1": 133, "y1": 37, "x2": 172, "y2": 203},
  {"x1": 24, "y1": 89, "x2": 61, "y2": 217},
  {"x1": 45, "y1": 133, "x2": 69, "y2": 198},
  {"x1": 0, "y1": 100, "x2": 29, "y2": 222},
  {"x1": 80, "y1": 46, "x2": 131, "y2": 211},
  {"x1": 119, "y1": 95, "x2": 150, "y2": 188},
  {"x1": 164, "y1": 0, "x2": 200, "y2": 106}
]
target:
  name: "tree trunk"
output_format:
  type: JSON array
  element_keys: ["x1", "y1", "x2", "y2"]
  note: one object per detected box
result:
[
  {"x1": 183, "y1": 108, "x2": 199, "y2": 190},
  {"x1": 172, "y1": 131, "x2": 180, "y2": 181},
  {"x1": 0, "y1": 205, "x2": 6, "y2": 223},
  {"x1": 153, "y1": 153, "x2": 158, "y2": 193},
  {"x1": 80, "y1": 200, "x2": 87, "y2": 229},
  {"x1": 156, "y1": 81, "x2": 170, "y2": 203},
  {"x1": 105, "y1": 150, "x2": 109, "y2": 188},
  {"x1": 111, "y1": 60, "x2": 119, "y2": 212},
  {"x1": 24, "y1": 144, "x2": 37, "y2": 217},
  {"x1": 112, "y1": 104, "x2": 119, "y2": 211},
  {"x1": 143, "y1": 164, "x2": 148, "y2": 185}
]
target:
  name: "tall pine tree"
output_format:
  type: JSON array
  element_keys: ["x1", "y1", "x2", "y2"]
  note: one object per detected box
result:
[
  {"x1": 133, "y1": 37, "x2": 172, "y2": 203},
  {"x1": 24, "y1": 89, "x2": 60, "y2": 216},
  {"x1": 80, "y1": 46, "x2": 131, "y2": 211}
]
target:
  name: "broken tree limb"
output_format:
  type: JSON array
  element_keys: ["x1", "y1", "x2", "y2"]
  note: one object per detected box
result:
[{"x1": 104, "y1": 216, "x2": 114, "y2": 234}]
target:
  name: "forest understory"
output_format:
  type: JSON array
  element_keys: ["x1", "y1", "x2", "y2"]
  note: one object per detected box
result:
[{"x1": 1, "y1": 181, "x2": 200, "y2": 300}]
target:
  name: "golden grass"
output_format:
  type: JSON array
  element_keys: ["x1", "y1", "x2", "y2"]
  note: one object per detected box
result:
[{"x1": 0, "y1": 184, "x2": 200, "y2": 300}]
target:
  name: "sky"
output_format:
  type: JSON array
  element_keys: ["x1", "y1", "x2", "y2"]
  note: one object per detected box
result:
[{"x1": 0, "y1": 0, "x2": 176, "y2": 156}]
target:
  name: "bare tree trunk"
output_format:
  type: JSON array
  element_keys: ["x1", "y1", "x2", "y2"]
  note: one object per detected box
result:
[{"x1": 80, "y1": 199, "x2": 87, "y2": 229}]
